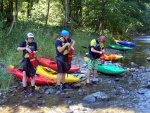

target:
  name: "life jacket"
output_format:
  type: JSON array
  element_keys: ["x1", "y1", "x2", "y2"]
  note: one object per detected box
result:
[
  {"x1": 24, "y1": 40, "x2": 37, "y2": 67},
  {"x1": 88, "y1": 39, "x2": 101, "y2": 59},
  {"x1": 99, "y1": 43, "x2": 105, "y2": 64},
  {"x1": 57, "y1": 38, "x2": 69, "y2": 55},
  {"x1": 68, "y1": 48, "x2": 74, "y2": 62},
  {"x1": 57, "y1": 38, "x2": 74, "y2": 62},
  {"x1": 99, "y1": 51, "x2": 105, "y2": 64}
]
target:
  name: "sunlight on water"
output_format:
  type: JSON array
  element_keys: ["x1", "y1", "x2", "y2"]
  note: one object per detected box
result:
[{"x1": 122, "y1": 36, "x2": 150, "y2": 68}]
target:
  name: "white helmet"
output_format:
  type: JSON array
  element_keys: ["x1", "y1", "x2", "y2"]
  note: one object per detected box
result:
[{"x1": 26, "y1": 32, "x2": 34, "y2": 39}]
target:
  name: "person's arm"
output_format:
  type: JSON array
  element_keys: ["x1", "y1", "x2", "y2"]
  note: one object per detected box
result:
[
  {"x1": 17, "y1": 47, "x2": 26, "y2": 51},
  {"x1": 91, "y1": 47, "x2": 102, "y2": 54},
  {"x1": 56, "y1": 40, "x2": 70, "y2": 53},
  {"x1": 90, "y1": 39, "x2": 102, "y2": 54},
  {"x1": 17, "y1": 41, "x2": 32, "y2": 53},
  {"x1": 33, "y1": 42, "x2": 38, "y2": 54},
  {"x1": 71, "y1": 39, "x2": 75, "y2": 48},
  {"x1": 57, "y1": 43, "x2": 70, "y2": 53},
  {"x1": 17, "y1": 47, "x2": 32, "y2": 53}
]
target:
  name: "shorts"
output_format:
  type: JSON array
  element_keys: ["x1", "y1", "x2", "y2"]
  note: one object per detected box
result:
[
  {"x1": 87, "y1": 58, "x2": 98, "y2": 70},
  {"x1": 56, "y1": 55, "x2": 71, "y2": 73},
  {"x1": 21, "y1": 58, "x2": 36, "y2": 77}
]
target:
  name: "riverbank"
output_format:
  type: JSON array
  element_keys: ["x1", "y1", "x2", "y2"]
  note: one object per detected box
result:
[{"x1": 1, "y1": 47, "x2": 150, "y2": 113}]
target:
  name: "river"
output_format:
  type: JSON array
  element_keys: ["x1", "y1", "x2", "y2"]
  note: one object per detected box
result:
[{"x1": 1, "y1": 35, "x2": 150, "y2": 113}]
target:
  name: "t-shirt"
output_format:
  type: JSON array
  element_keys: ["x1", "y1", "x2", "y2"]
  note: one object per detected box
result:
[
  {"x1": 55, "y1": 38, "x2": 71, "y2": 56},
  {"x1": 18, "y1": 40, "x2": 38, "y2": 58},
  {"x1": 88, "y1": 39, "x2": 104, "y2": 60}
]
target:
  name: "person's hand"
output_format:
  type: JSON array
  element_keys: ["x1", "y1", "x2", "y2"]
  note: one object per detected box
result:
[
  {"x1": 71, "y1": 46, "x2": 74, "y2": 50},
  {"x1": 65, "y1": 42, "x2": 70, "y2": 46},
  {"x1": 99, "y1": 51, "x2": 102, "y2": 54},
  {"x1": 33, "y1": 51, "x2": 38, "y2": 54},
  {"x1": 102, "y1": 49, "x2": 105, "y2": 53},
  {"x1": 25, "y1": 47, "x2": 32, "y2": 53}
]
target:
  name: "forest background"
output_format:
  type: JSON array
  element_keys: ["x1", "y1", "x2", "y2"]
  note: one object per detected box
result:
[{"x1": 0, "y1": 0, "x2": 150, "y2": 91}]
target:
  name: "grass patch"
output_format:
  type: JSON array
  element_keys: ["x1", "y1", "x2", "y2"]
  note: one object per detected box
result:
[{"x1": 0, "y1": 20, "x2": 116, "y2": 91}]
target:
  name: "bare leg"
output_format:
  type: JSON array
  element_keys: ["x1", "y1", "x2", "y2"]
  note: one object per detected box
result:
[
  {"x1": 61, "y1": 73, "x2": 66, "y2": 84},
  {"x1": 57, "y1": 73, "x2": 61, "y2": 85},
  {"x1": 31, "y1": 75, "x2": 35, "y2": 86},
  {"x1": 86, "y1": 70, "x2": 91, "y2": 83},
  {"x1": 22, "y1": 71, "x2": 27, "y2": 87},
  {"x1": 93, "y1": 70, "x2": 97, "y2": 81}
]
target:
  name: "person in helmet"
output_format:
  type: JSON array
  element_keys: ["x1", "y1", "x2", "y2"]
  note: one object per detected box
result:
[
  {"x1": 17, "y1": 32, "x2": 38, "y2": 95},
  {"x1": 55, "y1": 30, "x2": 75, "y2": 91},
  {"x1": 86, "y1": 36, "x2": 106, "y2": 86}
]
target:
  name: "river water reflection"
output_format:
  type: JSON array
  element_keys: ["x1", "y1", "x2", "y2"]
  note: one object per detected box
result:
[
  {"x1": 69, "y1": 35, "x2": 150, "y2": 113},
  {"x1": 45, "y1": 35, "x2": 150, "y2": 113},
  {"x1": 122, "y1": 35, "x2": 150, "y2": 68}
]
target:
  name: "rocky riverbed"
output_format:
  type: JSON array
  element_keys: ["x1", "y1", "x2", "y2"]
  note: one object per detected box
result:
[{"x1": 0, "y1": 48, "x2": 150, "y2": 113}]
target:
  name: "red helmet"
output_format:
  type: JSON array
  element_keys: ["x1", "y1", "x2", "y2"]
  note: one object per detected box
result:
[{"x1": 99, "y1": 36, "x2": 106, "y2": 43}]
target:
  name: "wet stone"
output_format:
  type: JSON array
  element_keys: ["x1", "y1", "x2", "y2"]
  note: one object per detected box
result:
[
  {"x1": 45, "y1": 88, "x2": 56, "y2": 94},
  {"x1": 91, "y1": 91, "x2": 110, "y2": 100},
  {"x1": 72, "y1": 83, "x2": 81, "y2": 88},
  {"x1": 83, "y1": 95, "x2": 96, "y2": 103},
  {"x1": 115, "y1": 78, "x2": 120, "y2": 81},
  {"x1": 22, "y1": 99, "x2": 30, "y2": 104},
  {"x1": 137, "y1": 88, "x2": 146, "y2": 94}
]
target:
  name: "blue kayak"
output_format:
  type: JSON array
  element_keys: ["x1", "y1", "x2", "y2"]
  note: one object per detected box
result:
[{"x1": 115, "y1": 40, "x2": 136, "y2": 47}]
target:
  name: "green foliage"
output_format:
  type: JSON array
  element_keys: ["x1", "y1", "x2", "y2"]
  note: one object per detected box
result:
[
  {"x1": 0, "y1": 0, "x2": 150, "y2": 91},
  {"x1": 0, "y1": 67, "x2": 14, "y2": 92}
]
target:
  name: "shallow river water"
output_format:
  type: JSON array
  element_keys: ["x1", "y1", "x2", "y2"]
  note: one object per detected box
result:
[{"x1": 1, "y1": 35, "x2": 150, "y2": 113}]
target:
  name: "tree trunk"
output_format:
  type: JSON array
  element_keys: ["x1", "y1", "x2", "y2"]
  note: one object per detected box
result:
[
  {"x1": 27, "y1": 2, "x2": 30, "y2": 17},
  {"x1": 15, "y1": 0, "x2": 18, "y2": 20},
  {"x1": 27, "y1": 0, "x2": 34, "y2": 17},
  {"x1": 65, "y1": 0, "x2": 69, "y2": 28},
  {"x1": 6, "y1": 0, "x2": 13, "y2": 24},
  {"x1": 6, "y1": 0, "x2": 19, "y2": 36},
  {"x1": 45, "y1": 0, "x2": 50, "y2": 25},
  {"x1": 0, "y1": 0, "x2": 3, "y2": 14},
  {"x1": 98, "y1": 0, "x2": 105, "y2": 34}
]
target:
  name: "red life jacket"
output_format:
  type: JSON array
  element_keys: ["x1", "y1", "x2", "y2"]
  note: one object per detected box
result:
[
  {"x1": 99, "y1": 52, "x2": 105, "y2": 64},
  {"x1": 29, "y1": 52, "x2": 37, "y2": 67},
  {"x1": 25, "y1": 40, "x2": 37, "y2": 67},
  {"x1": 68, "y1": 48, "x2": 74, "y2": 62}
]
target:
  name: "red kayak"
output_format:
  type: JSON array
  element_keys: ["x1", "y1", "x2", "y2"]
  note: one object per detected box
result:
[
  {"x1": 37, "y1": 58, "x2": 80, "y2": 73},
  {"x1": 7, "y1": 67, "x2": 56, "y2": 85}
]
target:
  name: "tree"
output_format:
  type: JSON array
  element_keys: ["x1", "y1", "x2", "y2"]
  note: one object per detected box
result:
[{"x1": 45, "y1": 0, "x2": 50, "y2": 25}]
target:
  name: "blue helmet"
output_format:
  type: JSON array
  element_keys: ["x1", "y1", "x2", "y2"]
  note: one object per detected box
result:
[
  {"x1": 26, "y1": 32, "x2": 34, "y2": 40},
  {"x1": 60, "y1": 30, "x2": 69, "y2": 37}
]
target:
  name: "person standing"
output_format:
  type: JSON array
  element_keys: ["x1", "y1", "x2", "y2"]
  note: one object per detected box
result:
[
  {"x1": 86, "y1": 36, "x2": 106, "y2": 86},
  {"x1": 55, "y1": 30, "x2": 75, "y2": 91},
  {"x1": 17, "y1": 32, "x2": 38, "y2": 95}
]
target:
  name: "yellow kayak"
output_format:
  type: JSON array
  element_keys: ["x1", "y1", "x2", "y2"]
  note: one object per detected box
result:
[{"x1": 36, "y1": 65, "x2": 80, "y2": 83}]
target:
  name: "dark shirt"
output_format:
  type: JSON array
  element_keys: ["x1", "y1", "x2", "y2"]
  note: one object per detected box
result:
[
  {"x1": 55, "y1": 38, "x2": 71, "y2": 56},
  {"x1": 18, "y1": 40, "x2": 38, "y2": 58},
  {"x1": 88, "y1": 39, "x2": 103, "y2": 60}
]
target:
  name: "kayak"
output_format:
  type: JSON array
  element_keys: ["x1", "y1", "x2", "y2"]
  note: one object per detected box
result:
[
  {"x1": 104, "y1": 54, "x2": 123, "y2": 61},
  {"x1": 109, "y1": 45, "x2": 133, "y2": 51},
  {"x1": 7, "y1": 66, "x2": 56, "y2": 85},
  {"x1": 115, "y1": 40, "x2": 136, "y2": 47},
  {"x1": 37, "y1": 58, "x2": 80, "y2": 73},
  {"x1": 84, "y1": 57, "x2": 126, "y2": 75},
  {"x1": 36, "y1": 65, "x2": 80, "y2": 83},
  {"x1": 86, "y1": 53, "x2": 123, "y2": 61}
]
